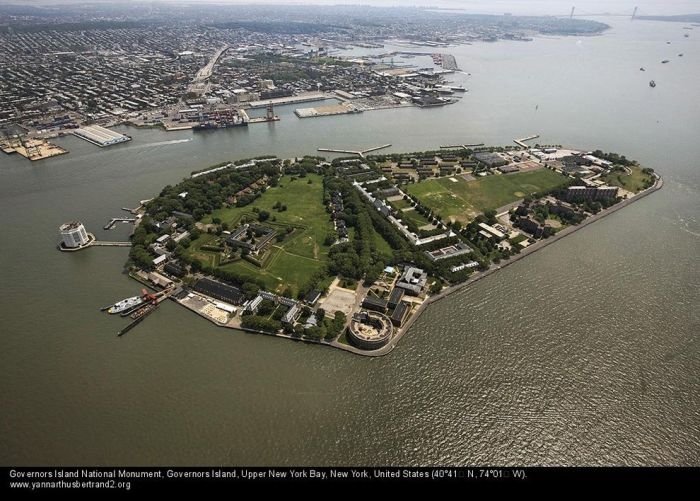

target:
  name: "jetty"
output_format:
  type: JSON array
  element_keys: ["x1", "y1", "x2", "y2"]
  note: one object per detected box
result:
[
  {"x1": 91, "y1": 241, "x2": 132, "y2": 247},
  {"x1": 318, "y1": 143, "x2": 391, "y2": 159},
  {"x1": 440, "y1": 143, "x2": 485, "y2": 149},
  {"x1": 103, "y1": 217, "x2": 136, "y2": 230},
  {"x1": 514, "y1": 134, "x2": 539, "y2": 148}
]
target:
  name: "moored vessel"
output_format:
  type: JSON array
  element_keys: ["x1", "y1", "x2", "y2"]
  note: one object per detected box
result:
[{"x1": 107, "y1": 296, "x2": 144, "y2": 314}]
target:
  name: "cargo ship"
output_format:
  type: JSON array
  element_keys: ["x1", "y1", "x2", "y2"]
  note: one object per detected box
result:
[{"x1": 193, "y1": 120, "x2": 248, "y2": 131}]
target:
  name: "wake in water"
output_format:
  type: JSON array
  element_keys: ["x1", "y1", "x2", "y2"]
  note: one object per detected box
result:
[
  {"x1": 142, "y1": 138, "x2": 192, "y2": 147},
  {"x1": 672, "y1": 209, "x2": 700, "y2": 237},
  {"x1": 128, "y1": 138, "x2": 193, "y2": 150}
]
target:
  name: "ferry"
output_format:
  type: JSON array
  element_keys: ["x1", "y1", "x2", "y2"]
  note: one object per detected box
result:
[{"x1": 107, "y1": 296, "x2": 144, "y2": 314}]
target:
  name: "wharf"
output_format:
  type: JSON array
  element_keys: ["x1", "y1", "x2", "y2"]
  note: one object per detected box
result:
[
  {"x1": 514, "y1": 134, "x2": 540, "y2": 148},
  {"x1": 58, "y1": 234, "x2": 131, "y2": 252},
  {"x1": 246, "y1": 92, "x2": 332, "y2": 109},
  {"x1": 318, "y1": 143, "x2": 391, "y2": 158},
  {"x1": 0, "y1": 137, "x2": 68, "y2": 161},
  {"x1": 440, "y1": 143, "x2": 485, "y2": 149},
  {"x1": 91, "y1": 241, "x2": 132, "y2": 247},
  {"x1": 295, "y1": 103, "x2": 361, "y2": 118},
  {"x1": 72, "y1": 125, "x2": 131, "y2": 148},
  {"x1": 104, "y1": 217, "x2": 136, "y2": 230}
]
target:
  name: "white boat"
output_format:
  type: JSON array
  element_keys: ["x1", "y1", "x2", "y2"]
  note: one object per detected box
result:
[{"x1": 108, "y1": 296, "x2": 144, "y2": 314}]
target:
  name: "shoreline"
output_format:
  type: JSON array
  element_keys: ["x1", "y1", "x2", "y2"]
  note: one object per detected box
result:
[{"x1": 169, "y1": 173, "x2": 663, "y2": 357}]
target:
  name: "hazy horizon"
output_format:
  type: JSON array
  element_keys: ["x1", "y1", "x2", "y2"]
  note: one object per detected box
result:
[{"x1": 1, "y1": 0, "x2": 698, "y2": 18}]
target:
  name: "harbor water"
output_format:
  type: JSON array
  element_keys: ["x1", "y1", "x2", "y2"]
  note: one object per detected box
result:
[{"x1": 0, "y1": 18, "x2": 698, "y2": 465}]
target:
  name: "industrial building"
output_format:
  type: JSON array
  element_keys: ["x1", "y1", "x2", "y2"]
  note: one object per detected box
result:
[
  {"x1": 72, "y1": 125, "x2": 131, "y2": 147},
  {"x1": 192, "y1": 278, "x2": 245, "y2": 305}
]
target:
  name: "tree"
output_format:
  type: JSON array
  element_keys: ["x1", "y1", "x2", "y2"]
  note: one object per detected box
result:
[
  {"x1": 316, "y1": 308, "x2": 326, "y2": 321},
  {"x1": 258, "y1": 210, "x2": 270, "y2": 222},
  {"x1": 324, "y1": 232, "x2": 337, "y2": 246}
]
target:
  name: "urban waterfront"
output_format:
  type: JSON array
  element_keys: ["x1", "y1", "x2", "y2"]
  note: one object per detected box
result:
[{"x1": 1, "y1": 18, "x2": 698, "y2": 465}]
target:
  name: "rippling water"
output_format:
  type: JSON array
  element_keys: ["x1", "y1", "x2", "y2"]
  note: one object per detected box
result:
[{"x1": 0, "y1": 17, "x2": 698, "y2": 465}]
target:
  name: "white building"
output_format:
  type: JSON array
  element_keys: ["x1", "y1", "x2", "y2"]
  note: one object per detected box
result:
[{"x1": 59, "y1": 221, "x2": 90, "y2": 248}]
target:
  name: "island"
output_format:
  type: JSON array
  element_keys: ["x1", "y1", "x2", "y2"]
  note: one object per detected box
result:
[{"x1": 115, "y1": 143, "x2": 661, "y2": 355}]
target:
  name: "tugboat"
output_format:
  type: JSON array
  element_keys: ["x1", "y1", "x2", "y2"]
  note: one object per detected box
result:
[{"x1": 649, "y1": 80, "x2": 656, "y2": 88}]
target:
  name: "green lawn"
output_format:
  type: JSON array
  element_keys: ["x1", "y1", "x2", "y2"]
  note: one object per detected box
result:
[
  {"x1": 192, "y1": 174, "x2": 334, "y2": 295},
  {"x1": 601, "y1": 166, "x2": 653, "y2": 193},
  {"x1": 397, "y1": 208, "x2": 433, "y2": 228},
  {"x1": 388, "y1": 198, "x2": 412, "y2": 210},
  {"x1": 407, "y1": 169, "x2": 569, "y2": 223}
]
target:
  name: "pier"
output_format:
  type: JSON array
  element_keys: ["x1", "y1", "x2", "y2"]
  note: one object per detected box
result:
[
  {"x1": 514, "y1": 134, "x2": 540, "y2": 148},
  {"x1": 440, "y1": 143, "x2": 485, "y2": 149},
  {"x1": 103, "y1": 217, "x2": 136, "y2": 230},
  {"x1": 246, "y1": 92, "x2": 331, "y2": 109},
  {"x1": 318, "y1": 143, "x2": 391, "y2": 159},
  {"x1": 91, "y1": 241, "x2": 132, "y2": 247},
  {"x1": 0, "y1": 137, "x2": 68, "y2": 161},
  {"x1": 72, "y1": 125, "x2": 131, "y2": 147}
]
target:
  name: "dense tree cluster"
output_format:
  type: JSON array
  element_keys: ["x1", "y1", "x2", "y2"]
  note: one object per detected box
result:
[{"x1": 591, "y1": 150, "x2": 637, "y2": 167}]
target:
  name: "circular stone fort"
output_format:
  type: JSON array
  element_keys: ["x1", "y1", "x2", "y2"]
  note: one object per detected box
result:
[{"x1": 347, "y1": 311, "x2": 393, "y2": 350}]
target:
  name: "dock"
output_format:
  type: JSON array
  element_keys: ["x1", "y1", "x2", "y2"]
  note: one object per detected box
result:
[
  {"x1": 295, "y1": 103, "x2": 362, "y2": 118},
  {"x1": 0, "y1": 137, "x2": 68, "y2": 161},
  {"x1": 514, "y1": 134, "x2": 539, "y2": 148},
  {"x1": 117, "y1": 288, "x2": 175, "y2": 336},
  {"x1": 440, "y1": 143, "x2": 485, "y2": 149},
  {"x1": 91, "y1": 241, "x2": 132, "y2": 247},
  {"x1": 318, "y1": 143, "x2": 391, "y2": 159},
  {"x1": 246, "y1": 92, "x2": 332, "y2": 109},
  {"x1": 103, "y1": 217, "x2": 136, "y2": 230}
]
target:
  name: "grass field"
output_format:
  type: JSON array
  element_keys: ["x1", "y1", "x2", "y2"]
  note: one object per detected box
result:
[
  {"x1": 192, "y1": 174, "x2": 333, "y2": 294},
  {"x1": 407, "y1": 169, "x2": 569, "y2": 223},
  {"x1": 388, "y1": 198, "x2": 412, "y2": 210},
  {"x1": 601, "y1": 166, "x2": 653, "y2": 193},
  {"x1": 397, "y1": 208, "x2": 433, "y2": 228}
]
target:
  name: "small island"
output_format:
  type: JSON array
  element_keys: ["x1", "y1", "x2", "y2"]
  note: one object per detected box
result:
[{"x1": 120, "y1": 144, "x2": 661, "y2": 355}]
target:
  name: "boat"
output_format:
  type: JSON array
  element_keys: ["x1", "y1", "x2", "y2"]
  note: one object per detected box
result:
[
  {"x1": 107, "y1": 296, "x2": 144, "y2": 314},
  {"x1": 193, "y1": 120, "x2": 247, "y2": 131},
  {"x1": 640, "y1": 67, "x2": 645, "y2": 71},
  {"x1": 678, "y1": 53, "x2": 684, "y2": 57},
  {"x1": 649, "y1": 80, "x2": 656, "y2": 88},
  {"x1": 662, "y1": 60, "x2": 670, "y2": 64}
]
